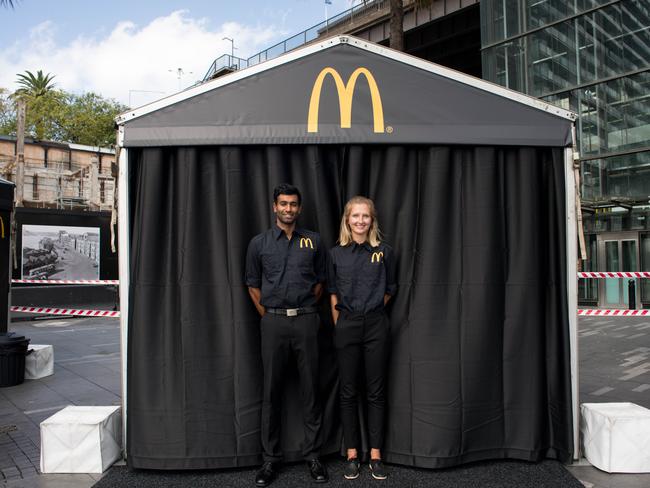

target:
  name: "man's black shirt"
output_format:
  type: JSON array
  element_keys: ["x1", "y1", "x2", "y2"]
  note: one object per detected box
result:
[
  {"x1": 327, "y1": 242, "x2": 397, "y2": 314},
  {"x1": 245, "y1": 226, "x2": 326, "y2": 308}
]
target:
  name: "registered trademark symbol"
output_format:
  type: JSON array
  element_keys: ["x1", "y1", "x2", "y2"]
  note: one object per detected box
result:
[{"x1": 386, "y1": 126, "x2": 393, "y2": 133}]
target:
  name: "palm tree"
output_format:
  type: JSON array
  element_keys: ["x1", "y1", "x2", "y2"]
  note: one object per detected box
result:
[
  {"x1": 13, "y1": 70, "x2": 59, "y2": 141},
  {"x1": 15, "y1": 70, "x2": 56, "y2": 99},
  {"x1": 0, "y1": 0, "x2": 16, "y2": 8},
  {"x1": 389, "y1": 0, "x2": 433, "y2": 51}
]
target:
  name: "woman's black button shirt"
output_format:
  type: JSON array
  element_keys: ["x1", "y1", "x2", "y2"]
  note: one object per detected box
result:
[{"x1": 327, "y1": 242, "x2": 397, "y2": 314}]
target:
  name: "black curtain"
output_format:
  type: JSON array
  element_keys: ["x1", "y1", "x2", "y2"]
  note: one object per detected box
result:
[{"x1": 127, "y1": 144, "x2": 573, "y2": 469}]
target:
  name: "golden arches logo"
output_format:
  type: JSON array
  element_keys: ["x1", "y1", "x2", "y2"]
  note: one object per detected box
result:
[
  {"x1": 300, "y1": 237, "x2": 314, "y2": 249},
  {"x1": 307, "y1": 67, "x2": 384, "y2": 133},
  {"x1": 371, "y1": 251, "x2": 384, "y2": 263}
]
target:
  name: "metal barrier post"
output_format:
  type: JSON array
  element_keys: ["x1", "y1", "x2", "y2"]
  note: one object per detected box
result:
[{"x1": 629, "y1": 279, "x2": 636, "y2": 310}]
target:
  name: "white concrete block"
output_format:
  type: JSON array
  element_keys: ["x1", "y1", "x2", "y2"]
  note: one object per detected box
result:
[
  {"x1": 25, "y1": 344, "x2": 54, "y2": 379},
  {"x1": 40, "y1": 406, "x2": 122, "y2": 473},
  {"x1": 581, "y1": 402, "x2": 650, "y2": 473}
]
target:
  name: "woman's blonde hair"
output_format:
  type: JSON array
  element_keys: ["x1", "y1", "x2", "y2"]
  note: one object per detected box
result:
[{"x1": 338, "y1": 196, "x2": 382, "y2": 247}]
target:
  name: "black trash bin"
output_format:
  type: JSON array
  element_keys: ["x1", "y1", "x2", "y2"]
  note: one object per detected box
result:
[{"x1": 0, "y1": 333, "x2": 31, "y2": 387}]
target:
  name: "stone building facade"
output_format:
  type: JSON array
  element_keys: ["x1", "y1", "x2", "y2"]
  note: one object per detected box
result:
[{"x1": 0, "y1": 136, "x2": 115, "y2": 211}]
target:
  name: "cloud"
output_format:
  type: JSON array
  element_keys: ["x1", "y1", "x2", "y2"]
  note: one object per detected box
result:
[{"x1": 0, "y1": 11, "x2": 281, "y2": 107}]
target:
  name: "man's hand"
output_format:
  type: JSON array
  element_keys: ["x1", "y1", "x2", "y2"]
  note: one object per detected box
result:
[
  {"x1": 313, "y1": 282, "x2": 323, "y2": 302},
  {"x1": 248, "y1": 287, "x2": 266, "y2": 317}
]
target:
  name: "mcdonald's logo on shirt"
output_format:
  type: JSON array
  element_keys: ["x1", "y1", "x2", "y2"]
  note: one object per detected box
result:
[
  {"x1": 371, "y1": 251, "x2": 384, "y2": 263},
  {"x1": 307, "y1": 67, "x2": 385, "y2": 134},
  {"x1": 300, "y1": 237, "x2": 314, "y2": 249}
]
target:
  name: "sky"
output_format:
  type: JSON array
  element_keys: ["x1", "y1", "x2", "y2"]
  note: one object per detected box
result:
[{"x1": 0, "y1": 0, "x2": 363, "y2": 107}]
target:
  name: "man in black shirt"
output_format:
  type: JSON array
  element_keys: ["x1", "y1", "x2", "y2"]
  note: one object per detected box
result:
[{"x1": 245, "y1": 183, "x2": 328, "y2": 486}]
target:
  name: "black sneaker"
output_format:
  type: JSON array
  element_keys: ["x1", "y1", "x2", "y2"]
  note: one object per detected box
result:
[
  {"x1": 343, "y1": 458, "x2": 360, "y2": 480},
  {"x1": 369, "y1": 459, "x2": 388, "y2": 480}
]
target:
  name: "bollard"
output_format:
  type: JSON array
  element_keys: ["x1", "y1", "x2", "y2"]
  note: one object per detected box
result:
[{"x1": 628, "y1": 279, "x2": 636, "y2": 310}]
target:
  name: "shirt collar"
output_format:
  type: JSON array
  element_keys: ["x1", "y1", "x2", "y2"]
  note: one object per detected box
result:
[
  {"x1": 351, "y1": 241, "x2": 374, "y2": 252},
  {"x1": 273, "y1": 225, "x2": 304, "y2": 240}
]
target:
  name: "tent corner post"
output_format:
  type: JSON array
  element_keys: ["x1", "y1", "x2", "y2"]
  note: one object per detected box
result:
[
  {"x1": 564, "y1": 145, "x2": 580, "y2": 461},
  {"x1": 117, "y1": 144, "x2": 130, "y2": 458}
]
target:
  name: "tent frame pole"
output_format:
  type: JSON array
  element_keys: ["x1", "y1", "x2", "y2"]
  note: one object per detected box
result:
[
  {"x1": 564, "y1": 145, "x2": 580, "y2": 461},
  {"x1": 117, "y1": 131, "x2": 130, "y2": 458}
]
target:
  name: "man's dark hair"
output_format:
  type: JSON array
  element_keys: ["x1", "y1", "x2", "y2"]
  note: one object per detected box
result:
[{"x1": 273, "y1": 183, "x2": 302, "y2": 205}]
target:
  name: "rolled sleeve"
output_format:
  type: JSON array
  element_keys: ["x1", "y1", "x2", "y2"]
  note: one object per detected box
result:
[
  {"x1": 384, "y1": 245, "x2": 397, "y2": 296},
  {"x1": 245, "y1": 237, "x2": 262, "y2": 288}
]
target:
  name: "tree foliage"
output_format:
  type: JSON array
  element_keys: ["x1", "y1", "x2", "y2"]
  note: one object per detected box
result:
[
  {"x1": 60, "y1": 92, "x2": 127, "y2": 147},
  {"x1": 0, "y1": 84, "x2": 126, "y2": 147},
  {"x1": 15, "y1": 70, "x2": 56, "y2": 99}
]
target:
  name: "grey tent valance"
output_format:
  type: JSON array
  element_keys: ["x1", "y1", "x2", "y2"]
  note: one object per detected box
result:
[{"x1": 118, "y1": 37, "x2": 574, "y2": 148}]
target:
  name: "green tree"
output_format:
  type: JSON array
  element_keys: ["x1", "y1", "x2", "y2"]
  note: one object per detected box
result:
[
  {"x1": 23, "y1": 90, "x2": 66, "y2": 140},
  {"x1": 59, "y1": 92, "x2": 127, "y2": 147},
  {"x1": 13, "y1": 70, "x2": 61, "y2": 140},
  {"x1": 15, "y1": 70, "x2": 56, "y2": 98},
  {"x1": 1, "y1": 79, "x2": 126, "y2": 146},
  {"x1": 0, "y1": 88, "x2": 16, "y2": 135}
]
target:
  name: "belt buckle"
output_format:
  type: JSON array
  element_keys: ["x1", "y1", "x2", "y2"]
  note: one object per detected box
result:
[{"x1": 286, "y1": 308, "x2": 299, "y2": 317}]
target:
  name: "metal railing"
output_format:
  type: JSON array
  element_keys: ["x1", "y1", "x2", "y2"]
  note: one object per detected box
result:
[{"x1": 202, "y1": 0, "x2": 389, "y2": 81}]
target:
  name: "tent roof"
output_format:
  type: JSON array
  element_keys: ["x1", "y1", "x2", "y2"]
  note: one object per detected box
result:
[{"x1": 117, "y1": 36, "x2": 576, "y2": 148}]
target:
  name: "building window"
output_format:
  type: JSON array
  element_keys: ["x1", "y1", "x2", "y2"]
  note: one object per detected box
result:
[
  {"x1": 100, "y1": 180, "x2": 105, "y2": 203},
  {"x1": 32, "y1": 174, "x2": 38, "y2": 200}
]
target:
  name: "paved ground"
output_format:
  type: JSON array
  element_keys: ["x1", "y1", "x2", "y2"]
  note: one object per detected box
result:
[
  {"x1": 1, "y1": 314, "x2": 650, "y2": 487},
  {"x1": 1, "y1": 317, "x2": 120, "y2": 487}
]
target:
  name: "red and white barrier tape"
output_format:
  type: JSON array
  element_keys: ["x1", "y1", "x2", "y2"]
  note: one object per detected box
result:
[
  {"x1": 10, "y1": 306, "x2": 120, "y2": 317},
  {"x1": 578, "y1": 309, "x2": 650, "y2": 316},
  {"x1": 578, "y1": 272, "x2": 650, "y2": 278},
  {"x1": 12, "y1": 279, "x2": 119, "y2": 285}
]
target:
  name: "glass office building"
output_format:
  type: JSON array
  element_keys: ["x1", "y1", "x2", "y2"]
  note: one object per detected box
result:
[{"x1": 481, "y1": 0, "x2": 650, "y2": 307}]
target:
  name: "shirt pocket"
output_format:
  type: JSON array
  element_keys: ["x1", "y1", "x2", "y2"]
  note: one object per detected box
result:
[
  {"x1": 361, "y1": 257, "x2": 383, "y2": 289},
  {"x1": 261, "y1": 253, "x2": 282, "y2": 280}
]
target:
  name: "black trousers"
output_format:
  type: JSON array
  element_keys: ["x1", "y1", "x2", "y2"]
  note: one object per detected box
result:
[
  {"x1": 334, "y1": 309, "x2": 390, "y2": 451},
  {"x1": 260, "y1": 312, "x2": 322, "y2": 462}
]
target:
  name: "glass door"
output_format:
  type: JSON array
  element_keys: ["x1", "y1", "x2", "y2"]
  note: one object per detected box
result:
[{"x1": 598, "y1": 233, "x2": 639, "y2": 308}]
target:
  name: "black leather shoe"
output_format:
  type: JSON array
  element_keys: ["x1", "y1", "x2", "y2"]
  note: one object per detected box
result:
[
  {"x1": 255, "y1": 461, "x2": 278, "y2": 487},
  {"x1": 307, "y1": 458, "x2": 329, "y2": 483}
]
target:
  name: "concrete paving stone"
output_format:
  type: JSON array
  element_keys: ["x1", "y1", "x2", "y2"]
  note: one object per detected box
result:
[
  {"x1": 5, "y1": 473, "x2": 97, "y2": 488},
  {"x1": 2, "y1": 466, "x2": 20, "y2": 477},
  {"x1": 567, "y1": 465, "x2": 650, "y2": 488},
  {"x1": 58, "y1": 361, "x2": 115, "y2": 377},
  {"x1": 627, "y1": 333, "x2": 648, "y2": 339},
  {"x1": 3, "y1": 388, "x2": 69, "y2": 412},
  {"x1": 590, "y1": 386, "x2": 615, "y2": 396},
  {"x1": 20, "y1": 467, "x2": 39, "y2": 478}
]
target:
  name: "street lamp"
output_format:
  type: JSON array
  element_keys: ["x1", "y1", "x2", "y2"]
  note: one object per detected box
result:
[{"x1": 222, "y1": 37, "x2": 235, "y2": 59}]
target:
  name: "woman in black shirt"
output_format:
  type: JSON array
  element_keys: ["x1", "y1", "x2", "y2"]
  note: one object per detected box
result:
[{"x1": 327, "y1": 196, "x2": 396, "y2": 480}]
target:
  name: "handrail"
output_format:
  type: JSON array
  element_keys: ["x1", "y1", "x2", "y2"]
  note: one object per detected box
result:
[{"x1": 202, "y1": 0, "x2": 389, "y2": 81}]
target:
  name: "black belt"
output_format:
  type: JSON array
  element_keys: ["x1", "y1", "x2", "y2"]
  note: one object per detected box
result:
[{"x1": 266, "y1": 307, "x2": 318, "y2": 317}]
